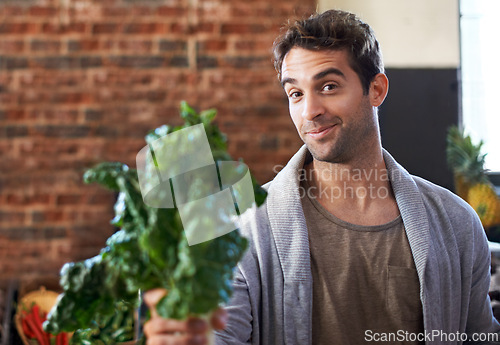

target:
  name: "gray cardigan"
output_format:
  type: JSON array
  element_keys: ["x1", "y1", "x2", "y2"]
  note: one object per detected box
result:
[{"x1": 216, "y1": 146, "x2": 500, "y2": 344}]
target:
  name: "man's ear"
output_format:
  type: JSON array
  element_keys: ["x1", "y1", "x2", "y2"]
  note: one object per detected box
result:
[{"x1": 369, "y1": 73, "x2": 389, "y2": 107}]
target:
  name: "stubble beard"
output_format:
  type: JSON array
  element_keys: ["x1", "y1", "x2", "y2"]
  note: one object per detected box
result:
[{"x1": 302, "y1": 106, "x2": 379, "y2": 165}]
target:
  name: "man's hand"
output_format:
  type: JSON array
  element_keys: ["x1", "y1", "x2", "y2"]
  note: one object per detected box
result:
[{"x1": 143, "y1": 288, "x2": 228, "y2": 345}]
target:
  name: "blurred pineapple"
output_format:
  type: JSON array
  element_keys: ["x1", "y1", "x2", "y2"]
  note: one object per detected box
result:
[{"x1": 446, "y1": 126, "x2": 500, "y2": 230}]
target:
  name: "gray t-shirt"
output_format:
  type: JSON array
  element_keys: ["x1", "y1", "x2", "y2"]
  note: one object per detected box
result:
[{"x1": 302, "y1": 185, "x2": 424, "y2": 344}]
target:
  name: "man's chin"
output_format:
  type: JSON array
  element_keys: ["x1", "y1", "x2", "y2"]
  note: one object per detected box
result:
[
  {"x1": 306, "y1": 142, "x2": 352, "y2": 164},
  {"x1": 306, "y1": 145, "x2": 336, "y2": 163}
]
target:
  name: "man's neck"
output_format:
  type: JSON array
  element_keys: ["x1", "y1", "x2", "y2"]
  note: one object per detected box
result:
[{"x1": 303, "y1": 150, "x2": 400, "y2": 226}]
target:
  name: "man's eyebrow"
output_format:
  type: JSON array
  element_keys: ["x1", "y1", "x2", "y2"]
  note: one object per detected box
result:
[
  {"x1": 281, "y1": 77, "x2": 296, "y2": 88},
  {"x1": 281, "y1": 68, "x2": 346, "y2": 87},
  {"x1": 314, "y1": 68, "x2": 346, "y2": 81}
]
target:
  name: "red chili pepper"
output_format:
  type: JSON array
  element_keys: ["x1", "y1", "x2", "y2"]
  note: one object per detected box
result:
[
  {"x1": 21, "y1": 315, "x2": 36, "y2": 338},
  {"x1": 33, "y1": 305, "x2": 50, "y2": 345},
  {"x1": 45, "y1": 331, "x2": 52, "y2": 345},
  {"x1": 56, "y1": 332, "x2": 69, "y2": 345},
  {"x1": 38, "y1": 310, "x2": 52, "y2": 345},
  {"x1": 23, "y1": 311, "x2": 48, "y2": 345}
]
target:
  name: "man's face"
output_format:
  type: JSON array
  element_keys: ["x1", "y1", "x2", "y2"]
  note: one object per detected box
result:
[{"x1": 281, "y1": 47, "x2": 381, "y2": 164}]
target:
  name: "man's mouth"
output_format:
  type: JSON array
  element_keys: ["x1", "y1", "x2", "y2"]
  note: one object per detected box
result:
[{"x1": 306, "y1": 125, "x2": 336, "y2": 139}]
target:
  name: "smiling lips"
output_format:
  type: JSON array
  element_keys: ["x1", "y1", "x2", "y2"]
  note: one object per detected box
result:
[{"x1": 306, "y1": 124, "x2": 337, "y2": 139}]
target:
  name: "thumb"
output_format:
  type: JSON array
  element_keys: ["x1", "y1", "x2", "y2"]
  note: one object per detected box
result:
[
  {"x1": 143, "y1": 288, "x2": 167, "y2": 318},
  {"x1": 210, "y1": 307, "x2": 228, "y2": 330}
]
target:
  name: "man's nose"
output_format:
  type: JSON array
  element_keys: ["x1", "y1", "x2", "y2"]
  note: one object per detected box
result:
[{"x1": 302, "y1": 93, "x2": 325, "y2": 121}]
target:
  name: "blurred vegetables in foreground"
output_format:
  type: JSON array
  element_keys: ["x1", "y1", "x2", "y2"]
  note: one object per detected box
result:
[
  {"x1": 43, "y1": 102, "x2": 267, "y2": 344},
  {"x1": 19, "y1": 303, "x2": 69, "y2": 345}
]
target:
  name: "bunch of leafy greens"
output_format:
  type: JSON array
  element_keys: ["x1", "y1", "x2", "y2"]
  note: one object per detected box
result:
[{"x1": 43, "y1": 102, "x2": 267, "y2": 344}]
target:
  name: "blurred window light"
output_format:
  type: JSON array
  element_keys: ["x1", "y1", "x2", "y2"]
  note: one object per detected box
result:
[{"x1": 460, "y1": 0, "x2": 500, "y2": 172}]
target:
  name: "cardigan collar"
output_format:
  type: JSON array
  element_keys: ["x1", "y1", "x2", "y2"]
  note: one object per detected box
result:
[{"x1": 266, "y1": 145, "x2": 430, "y2": 286}]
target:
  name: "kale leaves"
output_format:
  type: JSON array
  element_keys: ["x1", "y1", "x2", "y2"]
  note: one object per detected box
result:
[{"x1": 43, "y1": 102, "x2": 267, "y2": 344}]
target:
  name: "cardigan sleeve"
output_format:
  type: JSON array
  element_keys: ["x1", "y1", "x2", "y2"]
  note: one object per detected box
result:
[
  {"x1": 464, "y1": 213, "x2": 500, "y2": 344},
  {"x1": 215, "y1": 265, "x2": 253, "y2": 345}
]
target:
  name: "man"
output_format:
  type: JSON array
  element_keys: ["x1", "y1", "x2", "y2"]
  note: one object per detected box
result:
[{"x1": 144, "y1": 9, "x2": 500, "y2": 344}]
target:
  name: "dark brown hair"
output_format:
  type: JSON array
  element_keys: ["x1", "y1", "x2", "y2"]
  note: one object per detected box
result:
[{"x1": 273, "y1": 9, "x2": 384, "y2": 94}]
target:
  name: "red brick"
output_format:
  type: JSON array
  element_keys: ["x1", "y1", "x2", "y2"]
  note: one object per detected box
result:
[
  {"x1": 5, "y1": 193, "x2": 52, "y2": 206},
  {"x1": 230, "y1": 4, "x2": 258, "y2": 17},
  {"x1": 30, "y1": 39, "x2": 61, "y2": 53},
  {"x1": 56, "y1": 194, "x2": 82, "y2": 205},
  {"x1": 197, "y1": 55, "x2": 218, "y2": 69},
  {"x1": 20, "y1": 72, "x2": 85, "y2": 88},
  {"x1": 92, "y1": 23, "x2": 120, "y2": 34},
  {"x1": 197, "y1": 39, "x2": 228, "y2": 53},
  {"x1": 86, "y1": 192, "x2": 115, "y2": 206},
  {"x1": 234, "y1": 39, "x2": 273, "y2": 52},
  {"x1": 17, "y1": 90, "x2": 49, "y2": 104},
  {"x1": 0, "y1": 22, "x2": 39, "y2": 35},
  {"x1": 70, "y1": 224, "x2": 115, "y2": 248},
  {"x1": 1, "y1": 57, "x2": 28, "y2": 69},
  {"x1": 79, "y1": 210, "x2": 115, "y2": 223},
  {"x1": 123, "y1": 23, "x2": 164, "y2": 34},
  {"x1": 1, "y1": 125, "x2": 29, "y2": 138},
  {"x1": 32, "y1": 56, "x2": 101, "y2": 69},
  {"x1": 169, "y1": 22, "x2": 189, "y2": 34},
  {"x1": 0, "y1": 141, "x2": 14, "y2": 156},
  {"x1": 230, "y1": 3, "x2": 293, "y2": 18},
  {"x1": 0, "y1": 93, "x2": 17, "y2": 105},
  {"x1": 159, "y1": 39, "x2": 187, "y2": 52},
  {"x1": 49, "y1": 91, "x2": 91, "y2": 104},
  {"x1": 101, "y1": 6, "x2": 131, "y2": 17},
  {"x1": 130, "y1": 6, "x2": 156, "y2": 16},
  {"x1": 191, "y1": 23, "x2": 216, "y2": 34},
  {"x1": 0, "y1": 40, "x2": 25, "y2": 54},
  {"x1": 32, "y1": 210, "x2": 65, "y2": 223},
  {"x1": 109, "y1": 55, "x2": 166, "y2": 68},
  {"x1": 221, "y1": 23, "x2": 267, "y2": 35},
  {"x1": 67, "y1": 5, "x2": 101, "y2": 21},
  {"x1": 67, "y1": 39, "x2": 100, "y2": 52},
  {"x1": 92, "y1": 72, "x2": 154, "y2": 86},
  {"x1": 0, "y1": 6, "x2": 26, "y2": 16},
  {"x1": 41, "y1": 22, "x2": 86, "y2": 34},
  {"x1": 28, "y1": 6, "x2": 58, "y2": 17},
  {"x1": 0, "y1": 211, "x2": 25, "y2": 225},
  {"x1": 1, "y1": 109, "x2": 26, "y2": 121},
  {"x1": 117, "y1": 40, "x2": 153, "y2": 53},
  {"x1": 0, "y1": 73, "x2": 12, "y2": 83},
  {"x1": 18, "y1": 139, "x2": 79, "y2": 156},
  {"x1": 27, "y1": 108, "x2": 79, "y2": 122},
  {"x1": 0, "y1": 172, "x2": 82, "y2": 194},
  {"x1": 33, "y1": 125, "x2": 91, "y2": 138},
  {"x1": 157, "y1": 6, "x2": 187, "y2": 17},
  {"x1": 222, "y1": 56, "x2": 269, "y2": 68}
]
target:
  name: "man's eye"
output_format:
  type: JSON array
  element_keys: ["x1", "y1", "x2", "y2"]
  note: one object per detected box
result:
[
  {"x1": 289, "y1": 91, "x2": 302, "y2": 98},
  {"x1": 323, "y1": 84, "x2": 337, "y2": 91}
]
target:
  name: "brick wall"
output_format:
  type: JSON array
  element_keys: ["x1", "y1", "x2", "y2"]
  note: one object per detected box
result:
[{"x1": 0, "y1": 0, "x2": 316, "y2": 290}]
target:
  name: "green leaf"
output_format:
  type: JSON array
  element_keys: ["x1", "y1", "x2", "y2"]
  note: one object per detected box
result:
[
  {"x1": 83, "y1": 162, "x2": 132, "y2": 191},
  {"x1": 179, "y1": 101, "x2": 200, "y2": 126},
  {"x1": 200, "y1": 108, "x2": 217, "y2": 125}
]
